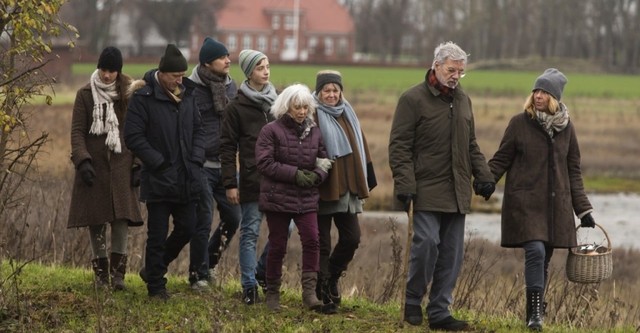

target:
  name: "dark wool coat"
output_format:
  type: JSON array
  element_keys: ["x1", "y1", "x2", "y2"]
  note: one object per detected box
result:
[
  {"x1": 389, "y1": 74, "x2": 493, "y2": 213},
  {"x1": 124, "y1": 70, "x2": 205, "y2": 203},
  {"x1": 67, "y1": 74, "x2": 143, "y2": 228},
  {"x1": 255, "y1": 115, "x2": 328, "y2": 213},
  {"x1": 184, "y1": 77, "x2": 237, "y2": 163},
  {"x1": 220, "y1": 91, "x2": 275, "y2": 203},
  {"x1": 489, "y1": 112, "x2": 593, "y2": 248}
]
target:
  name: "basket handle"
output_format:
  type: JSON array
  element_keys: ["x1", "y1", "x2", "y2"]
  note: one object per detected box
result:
[{"x1": 575, "y1": 222, "x2": 612, "y2": 249}]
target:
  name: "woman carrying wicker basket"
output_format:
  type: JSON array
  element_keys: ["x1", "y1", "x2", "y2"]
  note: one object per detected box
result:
[{"x1": 486, "y1": 68, "x2": 595, "y2": 331}]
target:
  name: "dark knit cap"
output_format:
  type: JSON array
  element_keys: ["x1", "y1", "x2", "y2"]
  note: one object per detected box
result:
[
  {"x1": 315, "y1": 71, "x2": 343, "y2": 95},
  {"x1": 533, "y1": 68, "x2": 567, "y2": 101},
  {"x1": 159, "y1": 44, "x2": 188, "y2": 73},
  {"x1": 199, "y1": 37, "x2": 229, "y2": 65},
  {"x1": 97, "y1": 46, "x2": 123, "y2": 72}
]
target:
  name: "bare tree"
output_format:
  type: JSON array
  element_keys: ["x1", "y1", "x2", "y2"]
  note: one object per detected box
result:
[{"x1": 138, "y1": 0, "x2": 204, "y2": 47}]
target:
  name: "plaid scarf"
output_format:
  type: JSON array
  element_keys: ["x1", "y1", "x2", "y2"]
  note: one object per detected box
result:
[{"x1": 427, "y1": 69, "x2": 453, "y2": 97}]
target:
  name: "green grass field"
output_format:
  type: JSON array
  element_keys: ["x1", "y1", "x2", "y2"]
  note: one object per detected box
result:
[{"x1": 72, "y1": 63, "x2": 640, "y2": 99}]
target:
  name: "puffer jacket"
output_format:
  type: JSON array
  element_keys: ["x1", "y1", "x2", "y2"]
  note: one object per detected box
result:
[
  {"x1": 220, "y1": 90, "x2": 275, "y2": 202},
  {"x1": 489, "y1": 111, "x2": 593, "y2": 248},
  {"x1": 389, "y1": 70, "x2": 493, "y2": 213},
  {"x1": 124, "y1": 70, "x2": 205, "y2": 203},
  {"x1": 255, "y1": 115, "x2": 328, "y2": 213}
]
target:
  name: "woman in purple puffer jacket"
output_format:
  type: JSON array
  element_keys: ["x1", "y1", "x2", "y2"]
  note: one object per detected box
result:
[{"x1": 255, "y1": 83, "x2": 334, "y2": 314}]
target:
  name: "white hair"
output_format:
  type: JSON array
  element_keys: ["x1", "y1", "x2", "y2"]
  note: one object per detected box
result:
[
  {"x1": 270, "y1": 83, "x2": 316, "y2": 119},
  {"x1": 431, "y1": 41, "x2": 469, "y2": 69}
]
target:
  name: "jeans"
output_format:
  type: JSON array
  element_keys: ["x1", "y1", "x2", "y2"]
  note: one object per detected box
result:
[
  {"x1": 145, "y1": 201, "x2": 197, "y2": 295},
  {"x1": 405, "y1": 211, "x2": 465, "y2": 323},
  {"x1": 238, "y1": 201, "x2": 263, "y2": 290},
  {"x1": 190, "y1": 167, "x2": 241, "y2": 282},
  {"x1": 318, "y1": 212, "x2": 361, "y2": 280},
  {"x1": 265, "y1": 211, "x2": 319, "y2": 280},
  {"x1": 523, "y1": 241, "x2": 554, "y2": 291}
]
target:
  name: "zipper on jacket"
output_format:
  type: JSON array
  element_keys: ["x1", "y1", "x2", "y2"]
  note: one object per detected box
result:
[{"x1": 449, "y1": 103, "x2": 453, "y2": 118}]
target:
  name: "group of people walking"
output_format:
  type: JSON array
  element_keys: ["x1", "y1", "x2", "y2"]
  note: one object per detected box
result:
[{"x1": 68, "y1": 39, "x2": 595, "y2": 331}]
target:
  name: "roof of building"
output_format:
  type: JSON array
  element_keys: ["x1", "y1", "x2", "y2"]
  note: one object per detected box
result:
[{"x1": 217, "y1": 0, "x2": 353, "y2": 34}]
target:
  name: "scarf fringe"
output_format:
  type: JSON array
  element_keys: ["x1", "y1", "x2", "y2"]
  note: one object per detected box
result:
[{"x1": 90, "y1": 69, "x2": 122, "y2": 153}]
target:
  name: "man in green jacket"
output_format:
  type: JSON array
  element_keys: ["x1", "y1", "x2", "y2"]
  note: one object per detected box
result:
[{"x1": 388, "y1": 41, "x2": 495, "y2": 331}]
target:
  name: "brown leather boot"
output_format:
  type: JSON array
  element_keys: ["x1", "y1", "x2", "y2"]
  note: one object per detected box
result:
[
  {"x1": 91, "y1": 257, "x2": 109, "y2": 287},
  {"x1": 110, "y1": 253, "x2": 127, "y2": 291},
  {"x1": 301, "y1": 271, "x2": 323, "y2": 311},
  {"x1": 265, "y1": 278, "x2": 281, "y2": 311}
]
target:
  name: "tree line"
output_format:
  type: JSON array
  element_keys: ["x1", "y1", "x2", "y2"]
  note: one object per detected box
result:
[{"x1": 62, "y1": 0, "x2": 639, "y2": 73}]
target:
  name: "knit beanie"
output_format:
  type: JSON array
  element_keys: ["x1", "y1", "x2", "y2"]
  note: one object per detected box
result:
[
  {"x1": 238, "y1": 49, "x2": 267, "y2": 78},
  {"x1": 97, "y1": 46, "x2": 123, "y2": 73},
  {"x1": 199, "y1": 37, "x2": 229, "y2": 65},
  {"x1": 159, "y1": 44, "x2": 188, "y2": 73},
  {"x1": 315, "y1": 70, "x2": 343, "y2": 95},
  {"x1": 532, "y1": 68, "x2": 567, "y2": 101}
]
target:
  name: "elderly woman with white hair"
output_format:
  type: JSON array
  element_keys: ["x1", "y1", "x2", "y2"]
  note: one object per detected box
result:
[{"x1": 255, "y1": 83, "x2": 334, "y2": 314}]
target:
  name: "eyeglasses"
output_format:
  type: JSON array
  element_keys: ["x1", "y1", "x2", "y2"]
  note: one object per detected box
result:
[{"x1": 445, "y1": 67, "x2": 466, "y2": 78}]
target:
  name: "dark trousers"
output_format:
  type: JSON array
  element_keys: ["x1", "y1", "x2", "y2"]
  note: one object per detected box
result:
[
  {"x1": 145, "y1": 201, "x2": 197, "y2": 295},
  {"x1": 265, "y1": 211, "x2": 319, "y2": 280},
  {"x1": 317, "y1": 212, "x2": 361, "y2": 280},
  {"x1": 523, "y1": 241, "x2": 554, "y2": 291}
]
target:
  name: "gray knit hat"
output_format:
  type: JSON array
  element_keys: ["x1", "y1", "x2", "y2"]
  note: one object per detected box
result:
[
  {"x1": 159, "y1": 44, "x2": 188, "y2": 73},
  {"x1": 199, "y1": 37, "x2": 228, "y2": 65},
  {"x1": 238, "y1": 49, "x2": 267, "y2": 78},
  {"x1": 533, "y1": 68, "x2": 567, "y2": 101},
  {"x1": 315, "y1": 70, "x2": 343, "y2": 95}
]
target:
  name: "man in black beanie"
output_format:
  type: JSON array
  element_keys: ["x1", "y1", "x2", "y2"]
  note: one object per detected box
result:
[{"x1": 124, "y1": 44, "x2": 205, "y2": 301}]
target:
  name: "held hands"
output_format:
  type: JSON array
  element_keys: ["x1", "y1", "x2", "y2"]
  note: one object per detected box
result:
[
  {"x1": 78, "y1": 160, "x2": 96, "y2": 187},
  {"x1": 396, "y1": 193, "x2": 414, "y2": 213},
  {"x1": 580, "y1": 213, "x2": 596, "y2": 228},
  {"x1": 295, "y1": 170, "x2": 318, "y2": 188},
  {"x1": 473, "y1": 179, "x2": 496, "y2": 201},
  {"x1": 315, "y1": 158, "x2": 334, "y2": 173}
]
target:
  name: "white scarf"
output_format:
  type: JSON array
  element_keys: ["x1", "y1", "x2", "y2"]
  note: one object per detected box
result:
[{"x1": 90, "y1": 69, "x2": 121, "y2": 153}]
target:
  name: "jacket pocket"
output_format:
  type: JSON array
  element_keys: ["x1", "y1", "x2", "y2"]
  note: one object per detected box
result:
[{"x1": 148, "y1": 167, "x2": 179, "y2": 197}]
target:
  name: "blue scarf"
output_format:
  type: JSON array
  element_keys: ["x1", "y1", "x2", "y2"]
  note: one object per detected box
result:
[{"x1": 314, "y1": 94, "x2": 366, "y2": 174}]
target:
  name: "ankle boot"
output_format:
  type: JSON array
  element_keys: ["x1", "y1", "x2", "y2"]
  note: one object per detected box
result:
[
  {"x1": 91, "y1": 257, "x2": 109, "y2": 287},
  {"x1": 526, "y1": 289, "x2": 544, "y2": 331},
  {"x1": 110, "y1": 253, "x2": 127, "y2": 291},
  {"x1": 327, "y1": 273, "x2": 342, "y2": 305},
  {"x1": 266, "y1": 278, "x2": 281, "y2": 311},
  {"x1": 301, "y1": 271, "x2": 323, "y2": 312}
]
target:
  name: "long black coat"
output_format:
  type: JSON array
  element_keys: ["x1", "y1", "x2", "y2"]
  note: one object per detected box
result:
[
  {"x1": 124, "y1": 70, "x2": 205, "y2": 203},
  {"x1": 489, "y1": 112, "x2": 593, "y2": 248}
]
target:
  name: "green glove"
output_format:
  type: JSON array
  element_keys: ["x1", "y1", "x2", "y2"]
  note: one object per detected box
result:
[
  {"x1": 295, "y1": 170, "x2": 314, "y2": 188},
  {"x1": 303, "y1": 170, "x2": 318, "y2": 185}
]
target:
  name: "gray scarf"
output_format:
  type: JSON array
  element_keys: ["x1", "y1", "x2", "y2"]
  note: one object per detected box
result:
[
  {"x1": 188, "y1": 64, "x2": 230, "y2": 114},
  {"x1": 536, "y1": 103, "x2": 569, "y2": 138},
  {"x1": 314, "y1": 94, "x2": 366, "y2": 174},
  {"x1": 239, "y1": 80, "x2": 277, "y2": 112}
]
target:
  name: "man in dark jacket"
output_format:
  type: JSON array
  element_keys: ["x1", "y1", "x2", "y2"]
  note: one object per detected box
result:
[
  {"x1": 389, "y1": 41, "x2": 494, "y2": 331},
  {"x1": 185, "y1": 37, "x2": 242, "y2": 290},
  {"x1": 124, "y1": 44, "x2": 205, "y2": 300}
]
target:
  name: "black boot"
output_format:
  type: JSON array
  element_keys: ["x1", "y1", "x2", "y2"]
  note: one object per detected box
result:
[
  {"x1": 91, "y1": 257, "x2": 109, "y2": 287},
  {"x1": 110, "y1": 253, "x2": 127, "y2": 291},
  {"x1": 526, "y1": 289, "x2": 544, "y2": 331},
  {"x1": 326, "y1": 273, "x2": 342, "y2": 305}
]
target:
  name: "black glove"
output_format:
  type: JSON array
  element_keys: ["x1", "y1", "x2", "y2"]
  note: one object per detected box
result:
[
  {"x1": 295, "y1": 170, "x2": 314, "y2": 188},
  {"x1": 473, "y1": 180, "x2": 495, "y2": 201},
  {"x1": 396, "y1": 193, "x2": 414, "y2": 213},
  {"x1": 78, "y1": 160, "x2": 95, "y2": 187},
  {"x1": 131, "y1": 166, "x2": 141, "y2": 187},
  {"x1": 580, "y1": 213, "x2": 595, "y2": 228}
]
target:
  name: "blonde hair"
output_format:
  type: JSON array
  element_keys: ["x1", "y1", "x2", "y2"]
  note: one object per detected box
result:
[
  {"x1": 524, "y1": 91, "x2": 561, "y2": 118},
  {"x1": 270, "y1": 83, "x2": 316, "y2": 119}
]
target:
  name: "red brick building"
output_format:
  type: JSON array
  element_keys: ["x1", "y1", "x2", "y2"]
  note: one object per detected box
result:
[{"x1": 190, "y1": 0, "x2": 355, "y2": 64}]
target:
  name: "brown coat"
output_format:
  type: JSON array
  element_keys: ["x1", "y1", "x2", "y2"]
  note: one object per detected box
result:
[
  {"x1": 489, "y1": 112, "x2": 592, "y2": 248},
  {"x1": 67, "y1": 74, "x2": 143, "y2": 228}
]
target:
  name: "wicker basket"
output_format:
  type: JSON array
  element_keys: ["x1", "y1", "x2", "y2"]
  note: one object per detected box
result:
[{"x1": 566, "y1": 223, "x2": 613, "y2": 283}]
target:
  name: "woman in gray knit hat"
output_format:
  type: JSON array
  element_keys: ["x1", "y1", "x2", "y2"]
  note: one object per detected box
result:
[{"x1": 488, "y1": 68, "x2": 595, "y2": 331}]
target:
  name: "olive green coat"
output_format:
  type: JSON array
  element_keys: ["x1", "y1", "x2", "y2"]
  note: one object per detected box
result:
[{"x1": 389, "y1": 77, "x2": 493, "y2": 213}]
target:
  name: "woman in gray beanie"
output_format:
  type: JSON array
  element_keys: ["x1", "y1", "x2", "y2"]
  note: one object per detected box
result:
[{"x1": 488, "y1": 68, "x2": 595, "y2": 331}]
